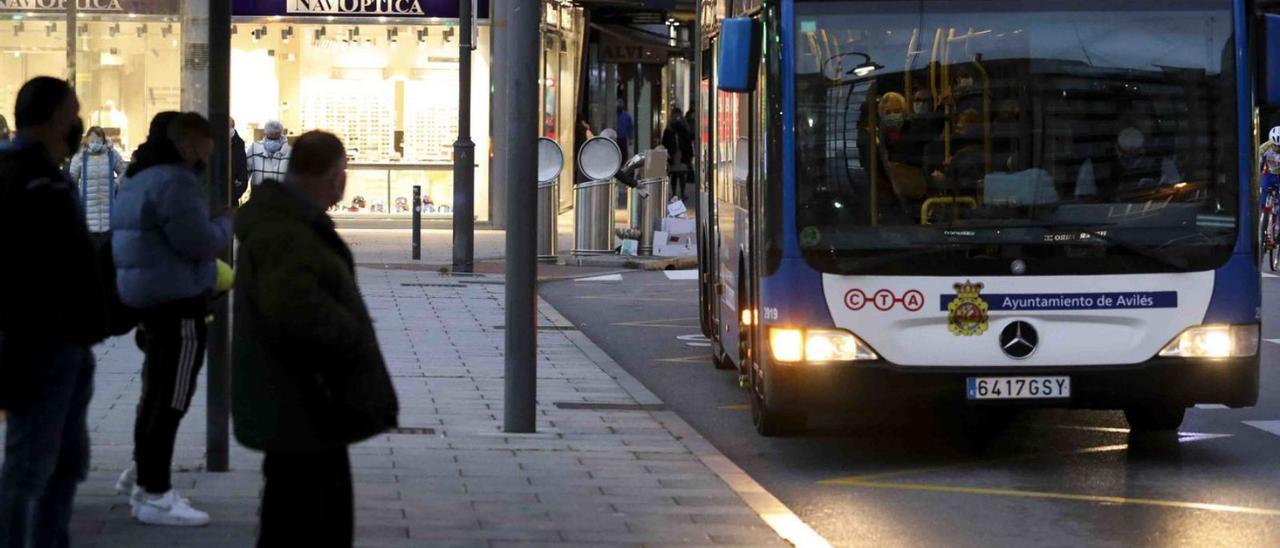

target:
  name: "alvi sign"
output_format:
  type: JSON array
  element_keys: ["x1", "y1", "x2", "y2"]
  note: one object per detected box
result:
[{"x1": 288, "y1": 0, "x2": 424, "y2": 15}]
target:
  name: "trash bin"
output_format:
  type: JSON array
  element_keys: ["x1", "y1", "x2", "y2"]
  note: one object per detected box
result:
[
  {"x1": 636, "y1": 177, "x2": 670, "y2": 255},
  {"x1": 537, "y1": 180, "x2": 558, "y2": 261},
  {"x1": 572, "y1": 179, "x2": 616, "y2": 255}
]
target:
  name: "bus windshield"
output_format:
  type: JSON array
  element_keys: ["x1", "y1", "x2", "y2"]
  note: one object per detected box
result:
[{"x1": 793, "y1": 0, "x2": 1239, "y2": 276}]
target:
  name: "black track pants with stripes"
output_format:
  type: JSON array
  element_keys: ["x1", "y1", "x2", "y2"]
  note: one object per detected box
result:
[{"x1": 133, "y1": 300, "x2": 207, "y2": 495}]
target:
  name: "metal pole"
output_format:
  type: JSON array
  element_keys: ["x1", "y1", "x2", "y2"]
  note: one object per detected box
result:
[
  {"x1": 412, "y1": 185, "x2": 422, "y2": 260},
  {"x1": 65, "y1": 0, "x2": 75, "y2": 86},
  {"x1": 502, "y1": 0, "x2": 540, "y2": 433},
  {"x1": 452, "y1": 0, "x2": 476, "y2": 272},
  {"x1": 205, "y1": 0, "x2": 232, "y2": 473}
]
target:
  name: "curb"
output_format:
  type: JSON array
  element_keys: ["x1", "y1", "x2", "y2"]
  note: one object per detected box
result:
[{"x1": 537, "y1": 297, "x2": 832, "y2": 548}]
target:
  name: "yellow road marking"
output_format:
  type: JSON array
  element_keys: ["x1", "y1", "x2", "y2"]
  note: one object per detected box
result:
[
  {"x1": 576, "y1": 295, "x2": 689, "y2": 302},
  {"x1": 718, "y1": 404, "x2": 750, "y2": 412},
  {"x1": 655, "y1": 355, "x2": 709, "y2": 364},
  {"x1": 611, "y1": 316, "x2": 702, "y2": 329},
  {"x1": 829, "y1": 480, "x2": 1280, "y2": 517}
]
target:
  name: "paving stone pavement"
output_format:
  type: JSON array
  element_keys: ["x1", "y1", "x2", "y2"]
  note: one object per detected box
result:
[{"x1": 0, "y1": 267, "x2": 789, "y2": 547}]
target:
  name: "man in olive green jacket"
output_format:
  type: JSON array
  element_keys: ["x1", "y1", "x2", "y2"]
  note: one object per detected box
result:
[{"x1": 231, "y1": 131, "x2": 398, "y2": 548}]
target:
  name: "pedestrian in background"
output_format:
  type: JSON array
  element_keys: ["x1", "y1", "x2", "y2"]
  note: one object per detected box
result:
[
  {"x1": 616, "y1": 104, "x2": 634, "y2": 157},
  {"x1": 662, "y1": 108, "x2": 692, "y2": 199},
  {"x1": 111, "y1": 112, "x2": 232, "y2": 527},
  {"x1": 0, "y1": 76, "x2": 106, "y2": 548},
  {"x1": 246, "y1": 119, "x2": 290, "y2": 187},
  {"x1": 232, "y1": 131, "x2": 398, "y2": 548},
  {"x1": 228, "y1": 117, "x2": 249, "y2": 204},
  {"x1": 70, "y1": 126, "x2": 128, "y2": 239}
]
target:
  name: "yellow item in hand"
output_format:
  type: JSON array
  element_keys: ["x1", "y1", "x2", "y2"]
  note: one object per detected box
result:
[{"x1": 215, "y1": 259, "x2": 235, "y2": 293}]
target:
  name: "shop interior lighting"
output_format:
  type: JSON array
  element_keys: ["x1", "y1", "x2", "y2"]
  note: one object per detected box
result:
[
  {"x1": 416, "y1": 27, "x2": 428, "y2": 43},
  {"x1": 281, "y1": 26, "x2": 294, "y2": 43},
  {"x1": 13, "y1": 23, "x2": 23, "y2": 36},
  {"x1": 230, "y1": 24, "x2": 237, "y2": 35},
  {"x1": 161, "y1": 24, "x2": 173, "y2": 38},
  {"x1": 108, "y1": 23, "x2": 120, "y2": 38},
  {"x1": 136, "y1": 24, "x2": 148, "y2": 38},
  {"x1": 442, "y1": 27, "x2": 454, "y2": 44},
  {"x1": 45, "y1": 23, "x2": 55, "y2": 37},
  {"x1": 77, "y1": 24, "x2": 88, "y2": 35},
  {"x1": 386, "y1": 27, "x2": 398, "y2": 43}
]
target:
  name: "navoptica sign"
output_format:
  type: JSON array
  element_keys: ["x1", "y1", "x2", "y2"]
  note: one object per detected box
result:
[{"x1": 939, "y1": 291, "x2": 1178, "y2": 312}]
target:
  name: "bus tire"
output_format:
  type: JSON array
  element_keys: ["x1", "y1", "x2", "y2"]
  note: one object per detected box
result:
[
  {"x1": 1124, "y1": 405, "x2": 1186, "y2": 432},
  {"x1": 750, "y1": 366, "x2": 805, "y2": 437}
]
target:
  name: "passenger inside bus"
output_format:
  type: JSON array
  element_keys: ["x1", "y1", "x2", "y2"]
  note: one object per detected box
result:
[{"x1": 1074, "y1": 123, "x2": 1183, "y2": 200}]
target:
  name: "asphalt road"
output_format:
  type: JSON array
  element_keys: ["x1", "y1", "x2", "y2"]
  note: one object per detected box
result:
[{"x1": 541, "y1": 270, "x2": 1280, "y2": 547}]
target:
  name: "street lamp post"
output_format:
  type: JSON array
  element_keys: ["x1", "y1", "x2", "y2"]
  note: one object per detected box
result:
[{"x1": 452, "y1": 0, "x2": 476, "y2": 273}]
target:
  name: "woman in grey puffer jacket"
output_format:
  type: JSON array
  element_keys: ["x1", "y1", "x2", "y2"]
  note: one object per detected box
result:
[{"x1": 70, "y1": 126, "x2": 128, "y2": 236}]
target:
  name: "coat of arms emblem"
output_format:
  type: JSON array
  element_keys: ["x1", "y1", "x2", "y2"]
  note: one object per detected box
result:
[{"x1": 948, "y1": 281, "x2": 989, "y2": 336}]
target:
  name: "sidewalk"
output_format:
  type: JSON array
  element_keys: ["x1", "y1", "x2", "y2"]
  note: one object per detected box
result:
[{"x1": 1, "y1": 268, "x2": 792, "y2": 547}]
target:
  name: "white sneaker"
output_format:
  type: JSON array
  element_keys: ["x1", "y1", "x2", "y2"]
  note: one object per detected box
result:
[
  {"x1": 134, "y1": 490, "x2": 211, "y2": 527},
  {"x1": 128, "y1": 486, "x2": 145, "y2": 512},
  {"x1": 114, "y1": 462, "x2": 136, "y2": 495}
]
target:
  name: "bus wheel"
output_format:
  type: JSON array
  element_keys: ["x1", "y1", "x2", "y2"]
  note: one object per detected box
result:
[
  {"x1": 750, "y1": 365, "x2": 805, "y2": 437},
  {"x1": 1124, "y1": 405, "x2": 1186, "y2": 432}
]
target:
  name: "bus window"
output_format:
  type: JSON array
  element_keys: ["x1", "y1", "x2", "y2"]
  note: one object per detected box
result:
[{"x1": 793, "y1": 0, "x2": 1237, "y2": 276}]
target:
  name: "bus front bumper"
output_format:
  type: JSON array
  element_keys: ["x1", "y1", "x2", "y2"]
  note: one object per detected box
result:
[{"x1": 765, "y1": 355, "x2": 1260, "y2": 412}]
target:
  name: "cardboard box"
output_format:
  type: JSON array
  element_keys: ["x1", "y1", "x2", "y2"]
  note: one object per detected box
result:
[
  {"x1": 653, "y1": 230, "x2": 697, "y2": 257},
  {"x1": 666, "y1": 198, "x2": 688, "y2": 217},
  {"x1": 661, "y1": 216, "x2": 696, "y2": 235}
]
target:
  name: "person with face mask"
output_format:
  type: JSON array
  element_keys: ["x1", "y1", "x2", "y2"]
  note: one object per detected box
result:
[
  {"x1": 110, "y1": 112, "x2": 232, "y2": 527},
  {"x1": 247, "y1": 119, "x2": 291, "y2": 188},
  {"x1": 70, "y1": 126, "x2": 128, "y2": 237},
  {"x1": 0, "y1": 76, "x2": 108, "y2": 548},
  {"x1": 228, "y1": 117, "x2": 250, "y2": 204},
  {"x1": 232, "y1": 131, "x2": 398, "y2": 547}
]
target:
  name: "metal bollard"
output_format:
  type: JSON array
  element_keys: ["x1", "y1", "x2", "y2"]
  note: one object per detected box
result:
[
  {"x1": 572, "y1": 179, "x2": 616, "y2": 255},
  {"x1": 537, "y1": 180, "x2": 558, "y2": 261},
  {"x1": 412, "y1": 185, "x2": 421, "y2": 261},
  {"x1": 636, "y1": 177, "x2": 670, "y2": 255}
]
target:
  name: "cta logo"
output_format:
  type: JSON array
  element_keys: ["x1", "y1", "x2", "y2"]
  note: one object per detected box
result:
[{"x1": 845, "y1": 288, "x2": 924, "y2": 312}]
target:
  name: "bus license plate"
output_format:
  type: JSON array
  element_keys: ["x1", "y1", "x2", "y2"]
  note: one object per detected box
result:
[{"x1": 966, "y1": 376, "x2": 1070, "y2": 400}]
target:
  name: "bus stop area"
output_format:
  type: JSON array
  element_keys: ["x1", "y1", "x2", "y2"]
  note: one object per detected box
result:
[{"x1": 0, "y1": 267, "x2": 797, "y2": 547}]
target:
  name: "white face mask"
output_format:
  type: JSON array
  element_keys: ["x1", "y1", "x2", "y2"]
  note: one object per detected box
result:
[
  {"x1": 87, "y1": 141, "x2": 104, "y2": 153},
  {"x1": 913, "y1": 102, "x2": 929, "y2": 115},
  {"x1": 957, "y1": 77, "x2": 974, "y2": 89},
  {"x1": 264, "y1": 138, "x2": 283, "y2": 154},
  {"x1": 882, "y1": 113, "x2": 905, "y2": 130}
]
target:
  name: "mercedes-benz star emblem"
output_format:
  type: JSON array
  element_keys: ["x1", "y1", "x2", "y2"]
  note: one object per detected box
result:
[{"x1": 999, "y1": 321, "x2": 1038, "y2": 359}]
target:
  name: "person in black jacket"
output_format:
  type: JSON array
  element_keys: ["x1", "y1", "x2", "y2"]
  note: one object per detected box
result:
[
  {"x1": 0, "y1": 76, "x2": 106, "y2": 548},
  {"x1": 230, "y1": 117, "x2": 249, "y2": 204},
  {"x1": 232, "y1": 131, "x2": 398, "y2": 548}
]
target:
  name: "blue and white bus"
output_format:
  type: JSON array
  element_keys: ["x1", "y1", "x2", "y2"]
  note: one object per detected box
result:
[{"x1": 696, "y1": 0, "x2": 1274, "y2": 435}]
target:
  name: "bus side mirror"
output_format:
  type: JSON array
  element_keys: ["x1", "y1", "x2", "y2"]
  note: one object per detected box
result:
[
  {"x1": 1266, "y1": 15, "x2": 1280, "y2": 104},
  {"x1": 717, "y1": 17, "x2": 761, "y2": 93}
]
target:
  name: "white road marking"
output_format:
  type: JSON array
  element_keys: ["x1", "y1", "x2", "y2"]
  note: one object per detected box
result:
[
  {"x1": 677, "y1": 333, "x2": 713, "y2": 347},
  {"x1": 1244, "y1": 420, "x2": 1280, "y2": 437},
  {"x1": 576, "y1": 274, "x2": 623, "y2": 282},
  {"x1": 1195, "y1": 404, "x2": 1229, "y2": 410},
  {"x1": 1264, "y1": 273, "x2": 1280, "y2": 278},
  {"x1": 1265, "y1": 339, "x2": 1280, "y2": 345},
  {"x1": 663, "y1": 269, "x2": 698, "y2": 280}
]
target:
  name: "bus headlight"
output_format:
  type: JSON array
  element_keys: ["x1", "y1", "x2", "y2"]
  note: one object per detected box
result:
[
  {"x1": 1158, "y1": 324, "x2": 1259, "y2": 358},
  {"x1": 769, "y1": 328, "x2": 878, "y2": 363}
]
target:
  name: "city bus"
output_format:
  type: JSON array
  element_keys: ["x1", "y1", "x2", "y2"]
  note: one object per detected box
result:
[{"x1": 695, "y1": 0, "x2": 1277, "y2": 436}]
